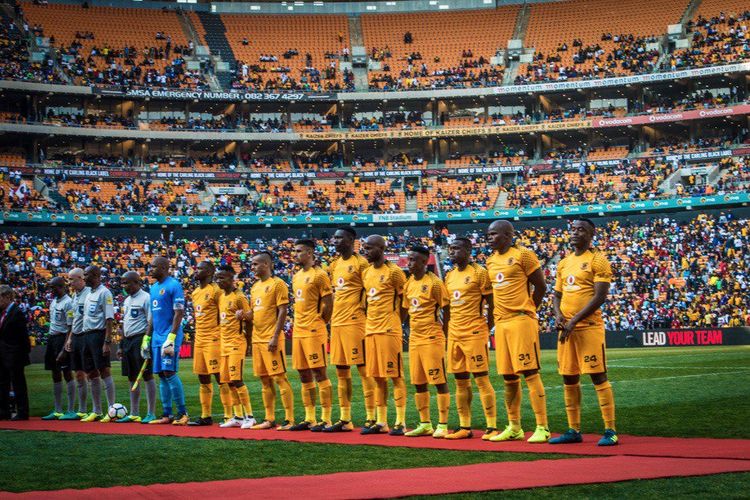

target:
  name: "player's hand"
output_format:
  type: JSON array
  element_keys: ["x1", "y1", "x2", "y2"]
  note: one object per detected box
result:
[
  {"x1": 161, "y1": 333, "x2": 176, "y2": 357},
  {"x1": 116, "y1": 348, "x2": 122, "y2": 360},
  {"x1": 141, "y1": 335, "x2": 151, "y2": 359},
  {"x1": 268, "y1": 336, "x2": 278, "y2": 353},
  {"x1": 102, "y1": 342, "x2": 111, "y2": 357},
  {"x1": 64, "y1": 339, "x2": 72, "y2": 352},
  {"x1": 559, "y1": 319, "x2": 577, "y2": 344},
  {"x1": 235, "y1": 310, "x2": 245, "y2": 320},
  {"x1": 56, "y1": 350, "x2": 67, "y2": 363}
]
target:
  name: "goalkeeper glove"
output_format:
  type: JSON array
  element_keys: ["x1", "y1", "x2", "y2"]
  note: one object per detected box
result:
[
  {"x1": 140, "y1": 335, "x2": 151, "y2": 360},
  {"x1": 161, "y1": 333, "x2": 176, "y2": 357}
]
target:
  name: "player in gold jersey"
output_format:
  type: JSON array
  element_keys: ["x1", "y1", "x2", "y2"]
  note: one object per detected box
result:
[
  {"x1": 215, "y1": 265, "x2": 256, "y2": 429},
  {"x1": 289, "y1": 239, "x2": 334, "y2": 432},
  {"x1": 442, "y1": 237, "x2": 498, "y2": 440},
  {"x1": 189, "y1": 261, "x2": 223, "y2": 426},
  {"x1": 324, "y1": 228, "x2": 376, "y2": 432},
  {"x1": 485, "y1": 220, "x2": 550, "y2": 443},
  {"x1": 402, "y1": 246, "x2": 451, "y2": 438},
  {"x1": 360, "y1": 235, "x2": 408, "y2": 436},
  {"x1": 245, "y1": 252, "x2": 295, "y2": 431},
  {"x1": 549, "y1": 219, "x2": 618, "y2": 446}
]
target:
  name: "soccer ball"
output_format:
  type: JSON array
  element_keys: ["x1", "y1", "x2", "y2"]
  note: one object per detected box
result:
[{"x1": 108, "y1": 403, "x2": 128, "y2": 419}]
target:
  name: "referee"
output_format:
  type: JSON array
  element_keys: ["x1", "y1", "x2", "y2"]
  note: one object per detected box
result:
[
  {"x1": 63, "y1": 268, "x2": 91, "y2": 419},
  {"x1": 117, "y1": 271, "x2": 157, "y2": 423},
  {"x1": 41, "y1": 277, "x2": 76, "y2": 420},
  {"x1": 80, "y1": 265, "x2": 116, "y2": 422}
]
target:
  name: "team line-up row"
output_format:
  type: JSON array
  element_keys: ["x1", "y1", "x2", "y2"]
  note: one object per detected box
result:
[{"x1": 35, "y1": 218, "x2": 618, "y2": 446}]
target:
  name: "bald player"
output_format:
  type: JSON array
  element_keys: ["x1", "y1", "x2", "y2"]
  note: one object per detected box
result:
[
  {"x1": 144, "y1": 256, "x2": 188, "y2": 425},
  {"x1": 289, "y1": 239, "x2": 334, "y2": 432},
  {"x1": 116, "y1": 271, "x2": 157, "y2": 423},
  {"x1": 61, "y1": 268, "x2": 91, "y2": 419},
  {"x1": 442, "y1": 237, "x2": 498, "y2": 440},
  {"x1": 189, "y1": 261, "x2": 223, "y2": 426},
  {"x1": 243, "y1": 251, "x2": 295, "y2": 430},
  {"x1": 41, "y1": 277, "x2": 76, "y2": 420},
  {"x1": 550, "y1": 218, "x2": 618, "y2": 446},
  {"x1": 485, "y1": 220, "x2": 550, "y2": 443},
  {"x1": 80, "y1": 265, "x2": 117, "y2": 422},
  {"x1": 360, "y1": 235, "x2": 408, "y2": 436},
  {"x1": 325, "y1": 227, "x2": 375, "y2": 432}
]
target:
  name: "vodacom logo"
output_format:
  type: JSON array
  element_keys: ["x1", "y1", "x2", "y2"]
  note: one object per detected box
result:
[
  {"x1": 649, "y1": 113, "x2": 682, "y2": 122},
  {"x1": 699, "y1": 108, "x2": 733, "y2": 117}
]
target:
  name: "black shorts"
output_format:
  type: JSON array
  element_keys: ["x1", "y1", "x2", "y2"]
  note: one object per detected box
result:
[
  {"x1": 44, "y1": 334, "x2": 70, "y2": 371},
  {"x1": 121, "y1": 334, "x2": 150, "y2": 379},
  {"x1": 83, "y1": 329, "x2": 111, "y2": 370},
  {"x1": 70, "y1": 334, "x2": 92, "y2": 372}
]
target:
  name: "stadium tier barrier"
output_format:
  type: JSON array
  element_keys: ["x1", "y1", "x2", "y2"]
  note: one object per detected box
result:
[
  {"x1": 3, "y1": 193, "x2": 748, "y2": 226},
  {"x1": 2, "y1": 104, "x2": 748, "y2": 142},
  {"x1": 2, "y1": 61, "x2": 748, "y2": 101}
]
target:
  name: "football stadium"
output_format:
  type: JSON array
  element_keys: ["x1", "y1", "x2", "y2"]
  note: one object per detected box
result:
[{"x1": 0, "y1": 0, "x2": 748, "y2": 496}]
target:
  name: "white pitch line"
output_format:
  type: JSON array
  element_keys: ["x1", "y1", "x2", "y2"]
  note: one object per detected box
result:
[
  {"x1": 610, "y1": 351, "x2": 749, "y2": 363},
  {"x1": 607, "y1": 364, "x2": 750, "y2": 370},
  {"x1": 491, "y1": 370, "x2": 750, "y2": 394}
]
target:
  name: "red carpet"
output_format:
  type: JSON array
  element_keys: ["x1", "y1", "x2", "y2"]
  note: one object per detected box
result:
[
  {"x1": 1, "y1": 418, "x2": 749, "y2": 460},
  {"x1": 8, "y1": 456, "x2": 750, "y2": 499}
]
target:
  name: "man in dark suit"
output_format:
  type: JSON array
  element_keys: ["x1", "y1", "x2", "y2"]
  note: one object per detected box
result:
[{"x1": 0, "y1": 285, "x2": 31, "y2": 420}]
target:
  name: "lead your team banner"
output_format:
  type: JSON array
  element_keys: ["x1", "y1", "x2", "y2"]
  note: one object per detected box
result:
[{"x1": 537, "y1": 327, "x2": 750, "y2": 350}]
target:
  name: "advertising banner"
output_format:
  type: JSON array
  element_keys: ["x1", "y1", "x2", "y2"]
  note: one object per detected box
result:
[
  {"x1": 96, "y1": 88, "x2": 335, "y2": 102},
  {"x1": 4, "y1": 193, "x2": 748, "y2": 226},
  {"x1": 538, "y1": 327, "x2": 750, "y2": 350},
  {"x1": 593, "y1": 104, "x2": 750, "y2": 128}
]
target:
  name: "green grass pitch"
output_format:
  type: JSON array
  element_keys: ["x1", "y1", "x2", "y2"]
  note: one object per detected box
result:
[{"x1": 3, "y1": 345, "x2": 749, "y2": 495}]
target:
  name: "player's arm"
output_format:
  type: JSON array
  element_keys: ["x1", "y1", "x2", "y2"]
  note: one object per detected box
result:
[
  {"x1": 435, "y1": 280, "x2": 450, "y2": 336},
  {"x1": 442, "y1": 304, "x2": 450, "y2": 337},
  {"x1": 58, "y1": 304, "x2": 74, "y2": 361},
  {"x1": 483, "y1": 293, "x2": 494, "y2": 331},
  {"x1": 269, "y1": 303, "x2": 287, "y2": 353},
  {"x1": 116, "y1": 319, "x2": 124, "y2": 360},
  {"x1": 162, "y1": 287, "x2": 185, "y2": 356},
  {"x1": 399, "y1": 292, "x2": 409, "y2": 324},
  {"x1": 528, "y1": 268, "x2": 546, "y2": 309},
  {"x1": 552, "y1": 291, "x2": 564, "y2": 324},
  {"x1": 141, "y1": 316, "x2": 153, "y2": 359},
  {"x1": 562, "y1": 282, "x2": 610, "y2": 335},
  {"x1": 320, "y1": 293, "x2": 333, "y2": 324},
  {"x1": 318, "y1": 270, "x2": 333, "y2": 323},
  {"x1": 103, "y1": 291, "x2": 115, "y2": 356}
]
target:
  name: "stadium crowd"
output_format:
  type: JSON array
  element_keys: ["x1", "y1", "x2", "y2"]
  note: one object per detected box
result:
[
  {"x1": 1, "y1": 213, "x2": 747, "y2": 349},
  {"x1": 0, "y1": 0, "x2": 747, "y2": 92}
]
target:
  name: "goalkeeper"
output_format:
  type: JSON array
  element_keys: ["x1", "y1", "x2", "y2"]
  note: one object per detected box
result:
[{"x1": 142, "y1": 256, "x2": 188, "y2": 425}]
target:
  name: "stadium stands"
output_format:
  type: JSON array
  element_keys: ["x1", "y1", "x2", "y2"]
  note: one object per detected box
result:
[
  {"x1": 193, "y1": 13, "x2": 353, "y2": 91},
  {"x1": 22, "y1": 2, "x2": 206, "y2": 89},
  {"x1": 362, "y1": 7, "x2": 518, "y2": 90},
  {"x1": 669, "y1": 0, "x2": 750, "y2": 70},
  {"x1": 0, "y1": 3, "x2": 62, "y2": 84},
  {"x1": 519, "y1": 0, "x2": 684, "y2": 83}
]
